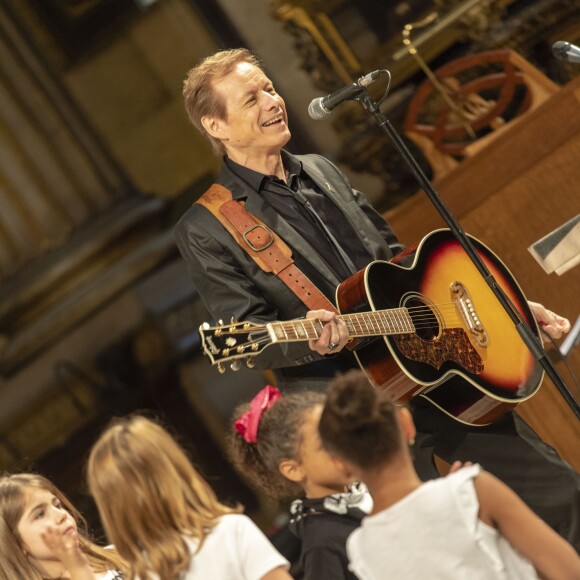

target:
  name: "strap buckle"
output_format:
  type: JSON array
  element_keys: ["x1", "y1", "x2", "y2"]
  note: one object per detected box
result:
[{"x1": 243, "y1": 225, "x2": 274, "y2": 252}]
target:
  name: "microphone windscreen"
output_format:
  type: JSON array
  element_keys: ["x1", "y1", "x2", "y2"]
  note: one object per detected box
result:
[
  {"x1": 308, "y1": 98, "x2": 330, "y2": 120},
  {"x1": 552, "y1": 41, "x2": 569, "y2": 60}
]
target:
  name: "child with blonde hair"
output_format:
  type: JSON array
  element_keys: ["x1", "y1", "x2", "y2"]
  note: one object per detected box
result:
[
  {"x1": 319, "y1": 370, "x2": 580, "y2": 580},
  {"x1": 228, "y1": 385, "x2": 371, "y2": 580},
  {"x1": 0, "y1": 472, "x2": 126, "y2": 580},
  {"x1": 87, "y1": 415, "x2": 290, "y2": 580}
]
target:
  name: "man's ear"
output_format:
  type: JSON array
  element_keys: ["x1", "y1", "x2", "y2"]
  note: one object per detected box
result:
[
  {"x1": 279, "y1": 459, "x2": 305, "y2": 484},
  {"x1": 201, "y1": 115, "x2": 226, "y2": 140}
]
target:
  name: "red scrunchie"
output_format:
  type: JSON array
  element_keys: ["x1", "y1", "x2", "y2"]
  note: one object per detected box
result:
[{"x1": 234, "y1": 385, "x2": 282, "y2": 443}]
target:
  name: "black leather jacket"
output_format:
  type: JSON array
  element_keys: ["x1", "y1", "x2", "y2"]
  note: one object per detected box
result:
[{"x1": 174, "y1": 152, "x2": 403, "y2": 390}]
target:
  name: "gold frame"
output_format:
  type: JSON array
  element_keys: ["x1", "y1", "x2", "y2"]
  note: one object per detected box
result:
[{"x1": 270, "y1": 1, "x2": 518, "y2": 90}]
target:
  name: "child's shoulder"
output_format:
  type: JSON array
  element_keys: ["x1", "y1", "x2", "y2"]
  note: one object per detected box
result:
[
  {"x1": 214, "y1": 512, "x2": 254, "y2": 530},
  {"x1": 188, "y1": 513, "x2": 263, "y2": 551},
  {"x1": 445, "y1": 463, "x2": 482, "y2": 486},
  {"x1": 421, "y1": 463, "x2": 482, "y2": 506}
]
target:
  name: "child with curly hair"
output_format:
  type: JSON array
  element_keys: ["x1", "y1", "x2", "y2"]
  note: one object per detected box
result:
[{"x1": 228, "y1": 385, "x2": 372, "y2": 580}]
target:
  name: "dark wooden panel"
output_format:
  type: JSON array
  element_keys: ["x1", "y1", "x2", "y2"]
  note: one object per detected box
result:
[{"x1": 386, "y1": 77, "x2": 580, "y2": 469}]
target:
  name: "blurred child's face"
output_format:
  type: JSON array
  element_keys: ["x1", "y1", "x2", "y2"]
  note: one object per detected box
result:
[
  {"x1": 17, "y1": 487, "x2": 78, "y2": 571},
  {"x1": 299, "y1": 405, "x2": 354, "y2": 497}
]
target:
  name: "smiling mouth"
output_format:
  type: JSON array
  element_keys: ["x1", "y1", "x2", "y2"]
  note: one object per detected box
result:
[{"x1": 262, "y1": 116, "x2": 284, "y2": 127}]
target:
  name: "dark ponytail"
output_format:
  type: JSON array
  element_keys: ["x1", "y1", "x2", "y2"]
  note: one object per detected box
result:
[{"x1": 319, "y1": 370, "x2": 402, "y2": 469}]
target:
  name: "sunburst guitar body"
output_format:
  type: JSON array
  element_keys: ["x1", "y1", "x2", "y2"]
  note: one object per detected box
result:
[{"x1": 337, "y1": 229, "x2": 544, "y2": 425}]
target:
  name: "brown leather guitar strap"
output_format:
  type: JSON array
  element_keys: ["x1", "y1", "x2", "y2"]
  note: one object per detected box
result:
[{"x1": 196, "y1": 184, "x2": 338, "y2": 313}]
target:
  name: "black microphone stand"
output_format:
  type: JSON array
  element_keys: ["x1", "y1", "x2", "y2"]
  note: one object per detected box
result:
[{"x1": 355, "y1": 88, "x2": 580, "y2": 420}]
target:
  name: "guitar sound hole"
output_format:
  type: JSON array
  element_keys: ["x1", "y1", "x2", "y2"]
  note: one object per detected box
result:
[{"x1": 404, "y1": 295, "x2": 440, "y2": 341}]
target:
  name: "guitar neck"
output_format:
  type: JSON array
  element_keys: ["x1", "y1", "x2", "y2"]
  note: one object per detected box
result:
[{"x1": 269, "y1": 308, "x2": 415, "y2": 342}]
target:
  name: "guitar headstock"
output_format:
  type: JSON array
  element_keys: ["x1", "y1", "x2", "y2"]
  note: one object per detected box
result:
[{"x1": 198, "y1": 319, "x2": 272, "y2": 372}]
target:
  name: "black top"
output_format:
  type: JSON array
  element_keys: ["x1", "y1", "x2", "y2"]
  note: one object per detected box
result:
[
  {"x1": 292, "y1": 511, "x2": 361, "y2": 580},
  {"x1": 288, "y1": 490, "x2": 368, "y2": 580}
]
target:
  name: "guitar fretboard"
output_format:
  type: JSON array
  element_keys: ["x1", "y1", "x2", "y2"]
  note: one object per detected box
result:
[{"x1": 270, "y1": 308, "x2": 415, "y2": 342}]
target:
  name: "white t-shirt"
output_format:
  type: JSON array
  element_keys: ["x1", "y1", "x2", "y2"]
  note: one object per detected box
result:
[
  {"x1": 347, "y1": 464, "x2": 538, "y2": 580},
  {"x1": 98, "y1": 571, "x2": 123, "y2": 580},
  {"x1": 146, "y1": 513, "x2": 288, "y2": 580}
]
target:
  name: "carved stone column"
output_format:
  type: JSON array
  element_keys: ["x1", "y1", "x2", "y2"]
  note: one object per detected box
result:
[{"x1": 0, "y1": 4, "x2": 174, "y2": 375}]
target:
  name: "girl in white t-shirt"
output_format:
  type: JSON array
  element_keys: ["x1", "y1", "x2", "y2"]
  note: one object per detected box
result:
[
  {"x1": 318, "y1": 370, "x2": 580, "y2": 580},
  {"x1": 0, "y1": 473, "x2": 126, "y2": 580},
  {"x1": 86, "y1": 415, "x2": 290, "y2": 580}
]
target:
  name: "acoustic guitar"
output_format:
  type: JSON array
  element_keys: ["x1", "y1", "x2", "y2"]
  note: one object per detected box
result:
[{"x1": 199, "y1": 229, "x2": 544, "y2": 426}]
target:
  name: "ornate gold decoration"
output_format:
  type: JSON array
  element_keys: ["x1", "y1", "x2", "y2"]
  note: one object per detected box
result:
[
  {"x1": 272, "y1": 1, "x2": 360, "y2": 86},
  {"x1": 268, "y1": 0, "x2": 578, "y2": 205},
  {"x1": 402, "y1": 13, "x2": 477, "y2": 140}
]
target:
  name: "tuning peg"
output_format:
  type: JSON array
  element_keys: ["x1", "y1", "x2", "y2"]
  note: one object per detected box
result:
[
  {"x1": 230, "y1": 360, "x2": 242, "y2": 371},
  {"x1": 246, "y1": 357, "x2": 256, "y2": 368},
  {"x1": 217, "y1": 363, "x2": 225, "y2": 374}
]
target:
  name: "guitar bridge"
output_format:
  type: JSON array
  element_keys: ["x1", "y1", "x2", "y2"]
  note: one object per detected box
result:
[{"x1": 450, "y1": 281, "x2": 488, "y2": 347}]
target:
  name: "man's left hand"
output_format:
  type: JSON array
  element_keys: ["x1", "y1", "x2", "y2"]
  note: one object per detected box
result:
[{"x1": 306, "y1": 309, "x2": 349, "y2": 356}]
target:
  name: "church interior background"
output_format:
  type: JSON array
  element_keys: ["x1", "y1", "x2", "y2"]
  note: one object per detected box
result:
[{"x1": 0, "y1": 0, "x2": 578, "y2": 541}]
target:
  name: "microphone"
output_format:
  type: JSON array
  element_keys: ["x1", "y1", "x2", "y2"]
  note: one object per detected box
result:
[
  {"x1": 552, "y1": 41, "x2": 580, "y2": 63},
  {"x1": 308, "y1": 70, "x2": 384, "y2": 120}
]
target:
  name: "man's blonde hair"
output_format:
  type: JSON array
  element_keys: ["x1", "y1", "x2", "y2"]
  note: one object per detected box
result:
[{"x1": 183, "y1": 48, "x2": 261, "y2": 155}]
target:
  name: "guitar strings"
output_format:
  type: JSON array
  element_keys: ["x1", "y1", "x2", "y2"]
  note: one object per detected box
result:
[
  {"x1": 217, "y1": 301, "x2": 501, "y2": 347},
  {"x1": 279, "y1": 303, "x2": 470, "y2": 335}
]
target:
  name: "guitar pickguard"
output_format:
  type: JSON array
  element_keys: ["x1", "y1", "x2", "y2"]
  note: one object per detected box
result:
[{"x1": 393, "y1": 328, "x2": 484, "y2": 374}]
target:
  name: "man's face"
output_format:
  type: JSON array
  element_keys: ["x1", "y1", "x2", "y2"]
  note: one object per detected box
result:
[{"x1": 207, "y1": 62, "x2": 291, "y2": 161}]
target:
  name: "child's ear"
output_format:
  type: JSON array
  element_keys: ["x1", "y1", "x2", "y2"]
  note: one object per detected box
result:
[
  {"x1": 398, "y1": 407, "x2": 416, "y2": 444},
  {"x1": 279, "y1": 459, "x2": 305, "y2": 483}
]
